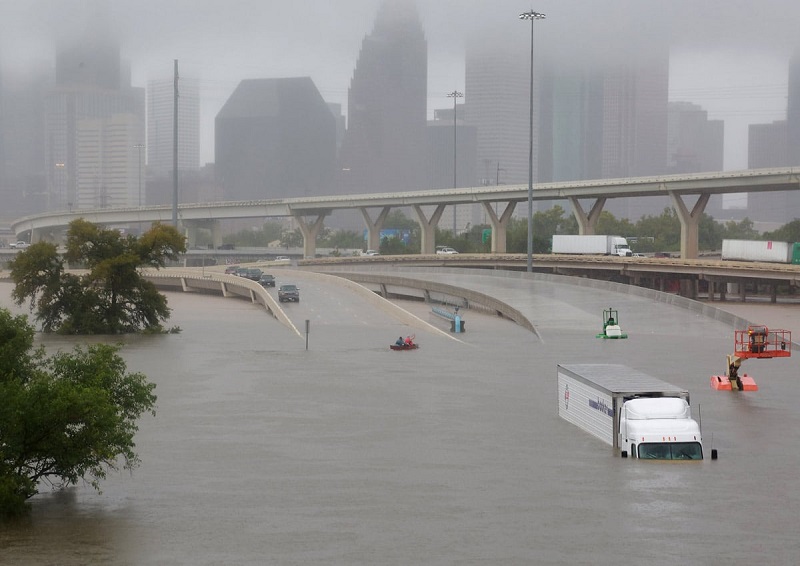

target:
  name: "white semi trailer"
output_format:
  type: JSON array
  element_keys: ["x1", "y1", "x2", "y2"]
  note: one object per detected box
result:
[
  {"x1": 557, "y1": 364, "x2": 715, "y2": 460},
  {"x1": 551, "y1": 235, "x2": 632, "y2": 257},
  {"x1": 721, "y1": 239, "x2": 800, "y2": 264}
]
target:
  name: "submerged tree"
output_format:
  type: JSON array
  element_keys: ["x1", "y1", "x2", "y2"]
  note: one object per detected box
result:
[
  {"x1": 9, "y1": 220, "x2": 185, "y2": 334},
  {"x1": 0, "y1": 309, "x2": 157, "y2": 516}
]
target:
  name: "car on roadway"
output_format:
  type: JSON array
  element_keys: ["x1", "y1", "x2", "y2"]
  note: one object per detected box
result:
[
  {"x1": 632, "y1": 253, "x2": 646, "y2": 258},
  {"x1": 436, "y1": 246, "x2": 459, "y2": 255},
  {"x1": 361, "y1": 249, "x2": 379, "y2": 256},
  {"x1": 273, "y1": 256, "x2": 291, "y2": 263},
  {"x1": 243, "y1": 268, "x2": 263, "y2": 281},
  {"x1": 278, "y1": 284, "x2": 300, "y2": 302},
  {"x1": 10, "y1": 241, "x2": 29, "y2": 249},
  {"x1": 258, "y1": 274, "x2": 275, "y2": 287},
  {"x1": 224, "y1": 265, "x2": 240, "y2": 274},
  {"x1": 234, "y1": 267, "x2": 250, "y2": 277},
  {"x1": 217, "y1": 243, "x2": 235, "y2": 250}
]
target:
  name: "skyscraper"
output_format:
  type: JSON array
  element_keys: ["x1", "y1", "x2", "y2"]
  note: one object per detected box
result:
[
  {"x1": 538, "y1": 65, "x2": 604, "y2": 183},
  {"x1": 215, "y1": 77, "x2": 336, "y2": 202},
  {"x1": 0, "y1": 64, "x2": 50, "y2": 219},
  {"x1": 787, "y1": 51, "x2": 800, "y2": 164},
  {"x1": 466, "y1": 36, "x2": 669, "y2": 221},
  {"x1": 595, "y1": 54, "x2": 669, "y2": 181},
  {"x1": 746, "y1": 121, "x2": 792, "y2": 224},
  {"x1": 464, "y1": 38, "x2": 531, "y2": 188},
  {"x1": 667, "y1": 101, "x2": 724, "y2": 175},
  {"x1": 147, "y1": 77, "x2": 200, "y2": 178},
  {"x1": 338, "y1": 0, "x2": 428, "y2": 194},
  {"x1": 743, "y1": 51, "x2": 800, "y2": 225},
  {"x1": 45, "y1": 83, "x2": 144, "y2": 211},
  {"x1": 44, "y1": 8, "x2": 144, "y2": 212}
]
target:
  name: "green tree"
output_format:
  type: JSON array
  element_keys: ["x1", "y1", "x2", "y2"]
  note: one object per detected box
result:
[
  {"x1": 279, "y1": 228, "x2": 304, "y2": 249},
  {"x1": 505, "y1": 218, "x2": 533, "y2": 253},
  {"x1": 721, "y1": 217, "x2": 760, "y2": 241},
  {"x1": 762, "y1": 219, "x2": 800, "y2": 242},
  {"x1": 699, "y1": 213, "x2": 725, "y2": 251},
  {"x1": 384, "y1": 210, "x2": 418, "y2": 231},
  {"x1": 501, "y1": 207, "x2": 577, "y2": 253},
  {"x1": 634, "y1": 208, "x2": 681, "y2": 252},
  {"x1": 0, "y1": 309, "x2": 157, "y2": 516},
  {"x1": 596, "y1": 211, "x2": 635, "y2": 238},
  {"x1": 461, "y1": 223, "x2": 491, "y2": 253},
  {"x1": 324, "y1": 229, "x2": 364, "y2": 249},
  {"x1": 224, "y1": 221, "x2": 284, "y2": 247},
  {"x1": 379, "y1": 235, "x2": 410, "y2": 255},
  {"x1": 381, "y1": 210, "x2": 421, "y2": 253},
  {"x1": 9, "y1": 220, "x2": 185, "y2": 334}
]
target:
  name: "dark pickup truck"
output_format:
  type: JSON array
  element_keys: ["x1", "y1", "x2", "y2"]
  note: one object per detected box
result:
[{"x1": 278, "y1": 284, "x2": 299, "y2": 302}]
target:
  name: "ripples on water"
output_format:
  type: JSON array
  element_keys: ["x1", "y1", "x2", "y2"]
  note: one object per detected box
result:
[{"x1": 1, "y1": 281, "x2": 799, "y2": 565}]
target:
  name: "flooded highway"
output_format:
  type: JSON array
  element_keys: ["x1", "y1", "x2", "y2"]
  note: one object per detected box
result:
[{"x1": 1, "y1": 269, "x2": 798, "y2": 565}]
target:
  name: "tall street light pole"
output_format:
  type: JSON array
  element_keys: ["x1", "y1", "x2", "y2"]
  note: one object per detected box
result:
[
  {"x1": 447, "y1": 90, "x2": 463, "y2": 236},
  {"x1": 519, "y1": 10, "x2": 545, "y2": 273},
  {"x1": 134, "y1": 144, "x2": 145, "y2": 206}
]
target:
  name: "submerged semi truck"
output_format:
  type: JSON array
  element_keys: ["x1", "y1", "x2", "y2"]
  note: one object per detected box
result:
[
  {"x1": 551, "y1": 235, "x2": 632, "y2": 257},
  {"x1": 557, "y1": 364, "x2": 715, "y2": 460}
]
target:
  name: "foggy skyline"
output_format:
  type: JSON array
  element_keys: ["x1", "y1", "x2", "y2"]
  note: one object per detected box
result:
[{"x1": 1, "y1": 0, "x2": 799, "y2": 171}]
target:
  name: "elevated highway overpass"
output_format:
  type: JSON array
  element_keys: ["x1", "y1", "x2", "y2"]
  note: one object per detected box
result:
[
  {"x1": 302, "y1": 253, "x2": 800, "y2": 302},
  {"x1": 9, "y1": 167, "x2": 800, "y2": 260}
]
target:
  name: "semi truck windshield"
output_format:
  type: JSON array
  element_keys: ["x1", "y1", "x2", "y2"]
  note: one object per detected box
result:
[{"x1": 638, "y1": 442, "x2": 703, "y2": 460}]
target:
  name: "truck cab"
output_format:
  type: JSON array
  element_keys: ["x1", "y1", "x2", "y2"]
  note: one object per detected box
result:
[
  {"x1": 618, "y1": 397, "x2": 703, "y2": 460},
  {"x1": 610, "y1": 237, "x2": 632, "y2": 257}
]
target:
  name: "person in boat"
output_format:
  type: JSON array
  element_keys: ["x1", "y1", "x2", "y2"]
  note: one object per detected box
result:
[
  {"x1": 404, "y1": 336, "x2": 414, "y2": 347},
  {"x1": 395, "y1": 336, "x2": 405, "y2": 347}
]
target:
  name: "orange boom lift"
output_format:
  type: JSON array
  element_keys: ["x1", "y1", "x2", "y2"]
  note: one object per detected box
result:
[{"x1": 711, "y1": 325, "x2": 792, "y2": 391}]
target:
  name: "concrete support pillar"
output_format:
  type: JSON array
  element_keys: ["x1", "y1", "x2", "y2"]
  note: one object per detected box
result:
[
  {"x1": 669, "y1": 191, "x2": 710, "y2": 260},
  {"x1": 293, "y1": 214, "x2": 327, "y2": 259},
  {"x1": 739, "y1": 281, "x2": 746, "y2": 302},
  {"x1": 679, "y1": 279, "x2": 697, "y2": 299},
  {"x1": 29, "y1": 228, "x2": 44, "y2": 243},
  {"x1": 482, "y1": 201, "x2": 516, "y2": 253},
  {"x1": 183, "y1": 222, "x2": 199, "y2": 249},
  {"x1": 211, "y1": 221, "x2": 223, "y2": 250},
  {"x1": 412, "y1": 204, "x2": 446, "y2": 254},
  {"x1": 360, "y1": 207, "x2": 391, "y2": 252},
  {"x1": 771, "y1": 284, "x2": 778, "y2": 303},
  {"x1": 568, "y1": 196, "x2": 606, "y2": 235}
]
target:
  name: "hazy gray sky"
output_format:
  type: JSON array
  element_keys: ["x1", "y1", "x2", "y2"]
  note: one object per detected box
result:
[{"x1": 2, "y1": 0, "x2": 798, "y2": 170}]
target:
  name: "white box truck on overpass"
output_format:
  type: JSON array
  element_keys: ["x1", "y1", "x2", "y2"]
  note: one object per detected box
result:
[{"x1": 557, "y1": 364, "x2": 715, "y2": 460}]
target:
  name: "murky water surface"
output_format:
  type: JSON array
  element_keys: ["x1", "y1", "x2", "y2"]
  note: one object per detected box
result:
[{"x1": 1, "y1": 273, "x2": 798, "y2": 565}]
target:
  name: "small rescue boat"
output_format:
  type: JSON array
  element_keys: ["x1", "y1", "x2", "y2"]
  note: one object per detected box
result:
[{"x1": 390, "y1": 343, "x2": 419, "y2": 351}]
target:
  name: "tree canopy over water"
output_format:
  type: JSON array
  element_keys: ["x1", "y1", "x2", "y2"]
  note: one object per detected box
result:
[
  {"x1": 0, "y1": 309, "x2": 157, "y2": 517},
  {"x1": 9, "y1": 220, "x2": 185, "y2": 334}
]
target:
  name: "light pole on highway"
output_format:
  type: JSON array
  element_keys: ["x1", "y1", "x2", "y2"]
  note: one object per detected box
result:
[
  {"x1": 519, "y1": 9, "x2": 545, "y2": 272},
  {"x1": 134, "y1": 144, "x2": 145, "y2": 207},
  {"x1": 496, "y1": 162, "x2": 506, "y2": 186},
  {"x1": 447, "y1": 90, "x2": 463, "y2": 236}
]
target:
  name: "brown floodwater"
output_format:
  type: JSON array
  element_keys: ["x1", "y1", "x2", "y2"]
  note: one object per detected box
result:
[{"x1": 1, "y1": 271, "x2": 798, "y2": 565}]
